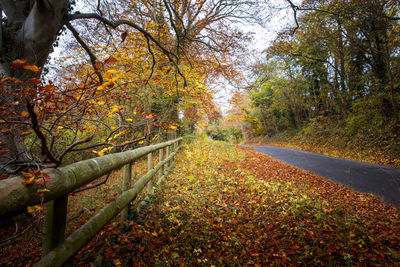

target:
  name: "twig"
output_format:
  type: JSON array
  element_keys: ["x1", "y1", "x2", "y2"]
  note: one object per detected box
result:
[
  {"x1": 72, "y1": 173, "x2": 111, "y2": 194},
  {"x1": 55, "y1": 135, "x2": 94, "y2": 162},
  {"x1": 26, "y1": 100, "x2": 60, "y2": 165},
  {"x1": 66, "y1": 21, "x2": 104, "y2": 84}
]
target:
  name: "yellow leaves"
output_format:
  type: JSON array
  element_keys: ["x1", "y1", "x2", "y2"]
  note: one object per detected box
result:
[
  {"x1": 108, "y1": 106, "x2": 121, "y2": 116},
  {"x1": 126, "y1": 118, "x2": 133, "y2": 122},
  {"x1": 105, "y1": 69, "x2": 119, "y2": 76},
  {"x1": 110, "y1": 130, "x2": 126, "y2": 141},
  {"x1": 21, "y1": 171, "x2": 35, "y2": 185},
  {"x1": 113, "y1": 259, "x2": 122, "y2": 266},
  {"x1": 138, "y1": 140, "x2": 144, "y2": 144},
  {"x1": 169, "y1": 125, "x2": 178, "y2": 130},
  {"x1": 193, "y1": 248, "x2": 202, "y2": 255},
  {"x1": 27, "y1": 205, "x2": 44, "y2": 213},
  {"x1": 37, "y1": 188, "x2": 50, "y2": 193},
  {"x1": 93, "y1": 146, "x2": 113, "y2": 156}
]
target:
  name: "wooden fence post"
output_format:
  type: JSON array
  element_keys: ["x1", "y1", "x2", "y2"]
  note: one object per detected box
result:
[
  {"x1": 146, "y1": 152, "x2": 153, "y2": 194},
  {"x1": 158, "y1": 148, "x2": 164, "y2": 180},
  {"x1": 42, "y1": 195, "x2": 68, "y2": 257},
  {"x1": 165, "y1": 146, "x2": 170, "y2": 169},
  {"x1": 120, "y1": 163, "x2": 132, "y2": 222}
]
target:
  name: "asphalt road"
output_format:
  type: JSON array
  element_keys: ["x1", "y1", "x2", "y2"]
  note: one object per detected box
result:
[{"x1": 247, "y1": 145, "x2": 400, "y2": 206}]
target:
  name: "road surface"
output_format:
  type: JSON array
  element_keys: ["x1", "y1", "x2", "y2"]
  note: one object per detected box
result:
[{"x1": 247, "y1": 145, "x2": 400, "y2": 206}]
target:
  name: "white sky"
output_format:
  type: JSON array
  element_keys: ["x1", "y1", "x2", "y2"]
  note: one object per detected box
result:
[{"x1": 213, "y1": 1, "x2": 299, "y2": 116}]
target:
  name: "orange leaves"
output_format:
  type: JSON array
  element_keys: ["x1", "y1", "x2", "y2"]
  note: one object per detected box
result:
[
  {"x1": 23, "y1": 64, "x2": 40, "y2": 73},
  {"x1": 21, "y1": 169, "x2": 50, "y2": 186},
  {"x1": 21, "y1": 131, "x2": 33, "y2": 137},
  {"x1": 27, "y1": 205, "x2": 44, "y2": 213},
  {"x1": 104, "y1": 56, "x2": 117, "y2": 65},
  {"x1": 92, "y1": 146, "x2": 113, "y2": 156},
  {"x1": 12, "y1": 59, "x2": 41, "y2": 74},
  {"x1": 94, "y1": 62, "x2": 102, "y2": 69},
  {"x1": 11, "y1": 59, "x2": 28, "y2": 69},
  {"x1": 89, "y1": 139, "x2": 399, "y2": 266}
]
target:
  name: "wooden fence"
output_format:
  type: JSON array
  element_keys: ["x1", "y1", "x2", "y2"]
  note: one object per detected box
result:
[{"x1": 0, "y1": 138, "x2": 182, "y2": 267}]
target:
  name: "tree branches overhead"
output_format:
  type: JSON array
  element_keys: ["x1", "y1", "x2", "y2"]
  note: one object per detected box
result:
[{"x1": 0, "y1": 0, "x2": 260, "y2": 174}]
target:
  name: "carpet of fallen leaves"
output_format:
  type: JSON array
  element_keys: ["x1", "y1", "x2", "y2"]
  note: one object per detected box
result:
[
  {"x1": 1, "y1": 138, "x2": 399, "y2": 266},
  {"x1": 67, "y1": 138, "x2": 400, "y2": 266}
]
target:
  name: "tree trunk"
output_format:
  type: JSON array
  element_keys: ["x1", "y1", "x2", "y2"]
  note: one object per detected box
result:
[{"x1": 0, "y1": 1, "x2": 69, "y2": 173}]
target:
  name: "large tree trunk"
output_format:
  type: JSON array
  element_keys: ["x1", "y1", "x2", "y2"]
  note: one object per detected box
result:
[{"x1": 0, "y1": 0, "x2": 69, "y2": 173}]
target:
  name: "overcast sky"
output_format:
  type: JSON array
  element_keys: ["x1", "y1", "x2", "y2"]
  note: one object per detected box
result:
[{"x1": 214, "y1": 1, "x2": 299, "y2": 115}]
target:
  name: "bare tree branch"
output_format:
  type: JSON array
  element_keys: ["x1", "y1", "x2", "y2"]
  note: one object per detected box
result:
[
  {"x1": 144, "y1": 36, "x2": 156, "y2": 85},
  {"x1": 66, "y1": 21, "x2": 104, "y2": 84},
  {"x1": 69, "y1": 12, "x2": 187, "y2": 86},
  {"x1": 56, "y1": 135, "x2": 94, "y2": 162},
  {"x1": 26, "y1": 100, "x2": 60, "y2": 165}
]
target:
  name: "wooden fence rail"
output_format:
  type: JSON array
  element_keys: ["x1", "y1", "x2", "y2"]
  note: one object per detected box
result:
[{"x1": 0, "y1": 138, "x2": 182, "y2": 267}]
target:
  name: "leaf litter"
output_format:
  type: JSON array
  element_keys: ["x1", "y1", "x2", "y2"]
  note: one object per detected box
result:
[{"x1": 69, "y1": 138, "x2": 399, "y2": 266}]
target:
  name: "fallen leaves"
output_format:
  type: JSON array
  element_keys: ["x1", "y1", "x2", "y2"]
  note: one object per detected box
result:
[
  {"x1": 2, "y1": 139, "x2": 399, "y2": 266},
  {"x1": 75, "y1": 138, "x2": 399, "y2": 266}
]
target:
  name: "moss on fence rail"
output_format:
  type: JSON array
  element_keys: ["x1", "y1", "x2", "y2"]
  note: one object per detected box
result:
[{"x1": 0, "y1": 139, "x2": 181, "y2": 217}]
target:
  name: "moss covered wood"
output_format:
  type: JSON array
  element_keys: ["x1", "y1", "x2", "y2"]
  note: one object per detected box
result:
[
  {"x1": 0, "y1": 138, "x2": 181, "y2": 217},
  {"x1": 35, "y1": 147, "x2": 180, "y2": 267},
  {"x1": 120, "y1": 163, "x2": 132, "y2": 222}
]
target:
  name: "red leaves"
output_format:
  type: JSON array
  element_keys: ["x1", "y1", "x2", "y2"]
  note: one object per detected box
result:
[
  {"x1": 104, "y1": 56, "x2": 117, "y2": 65},
  {"x1": 121, "y1": 31, "x2": 128, "y2": 43},
  {"x1": 29, "y1": 77, "x2": 41, "y2": 85},
  {"x1": 11, "y1": 59, "x2": 28, "y2": 70}
]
